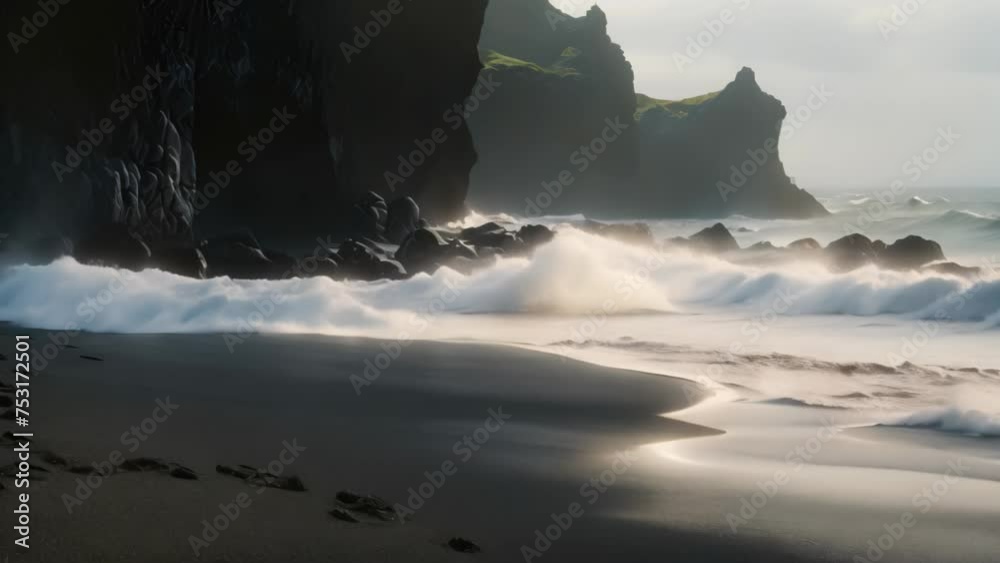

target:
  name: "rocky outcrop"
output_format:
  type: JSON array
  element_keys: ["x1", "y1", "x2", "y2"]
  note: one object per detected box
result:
[
  {"x1": 468, "y1": 1, "x2": 638, "y2": 214},
  {"x1": 0, "y1": 0, "x2": 488, "y2": 253},
  {"x1": 636, "y1": 68, "x2": 828, "y2": 219},
  {"x1": 467, "y1": 2, "x2": 827, "y2": 220},
  {"x1": 688, "y1": 223, "x2": 741, "y2": 254}
]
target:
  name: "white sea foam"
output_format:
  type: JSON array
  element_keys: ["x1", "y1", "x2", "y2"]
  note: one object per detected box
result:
[{"x1": 1, "y1": 229, "x2": 999, "y2": 336}]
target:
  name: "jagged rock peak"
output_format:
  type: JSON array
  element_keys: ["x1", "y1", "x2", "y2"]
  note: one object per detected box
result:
[
  {"x1": 735, "y1": 66, "x2": 756, "y2": 83},
  {"x1": 585, "y1": 5, "x2": 608, "y2": 29},
  {"x1": 721, "y1": 66, "x2": 765, "y2": 98}
]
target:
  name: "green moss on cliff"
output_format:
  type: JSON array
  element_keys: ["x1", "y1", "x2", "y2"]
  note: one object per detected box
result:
[
  {"x1": 635, "y1": 91, "x2": 720, "y2": 120},
  {"x1": 481, "y1": 50, "x2": 581, "y2": 77}
]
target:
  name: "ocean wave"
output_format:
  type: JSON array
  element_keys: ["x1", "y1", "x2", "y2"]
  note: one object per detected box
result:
[
  {"x1": 0, "y1": 229, "x2": 999, "y2": 334},
  {"x1": 884, "y1": 407, "x2": 1000, "y2": 438},
  {"x1": 914, "y1": 209, "x2": 1000, "y2": 233}
]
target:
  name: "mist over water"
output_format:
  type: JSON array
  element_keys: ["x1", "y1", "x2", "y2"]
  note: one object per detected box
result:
[{"x1": 1, "y1": 187, "x2": 998, "y2": 435}]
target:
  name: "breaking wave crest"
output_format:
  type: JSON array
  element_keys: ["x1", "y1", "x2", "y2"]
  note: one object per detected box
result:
[{"x1": 0, "y1": 229, "x2": 999, "y2": 334}]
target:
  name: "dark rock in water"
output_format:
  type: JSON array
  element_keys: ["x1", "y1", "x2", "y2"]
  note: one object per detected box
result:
[
  {"x1": 74, "y1": 225, "x2": 151, "y2": 270},
  {"x1": 517, "y1": 224, "x2": 556, "y2": 248},
  {"x1": 825, "y1": 234, "x2": 880, "y2": 271},
  {"x1": 474, "y1": 246, "x2": 505, "y2": 262},
  {"x1": 349, "y1": 191, "x2": 389, "y2": 240},
  {"x1": 448, "y1": 537, "x2": 482, "y2": 553},
  {"x1": 747, "y1": 241, "x2": 777, "y2": 251},
  {"x1": 787, "y1": 238, "x2": 821, "y2": 251},
  {"x1": 262, "y1": 249, "x2": 299, "y2": 277},
  {"x1": 313, "y1": 257, "x2": 342, "y2": 279},
  {"x1": 337, "y1": 239, "x2": 407, "y2": 281},
  {"x1": 447, "y1": 238, "x2": 479, "y2": 260},
  {"x1": 396, "y1": 228, "x2": 448, "y2": 270},
  {"x1": 17, "y1": 236, "x2": 75, "y2": 265},
  {"x1": 459, "y1": 222, "x2": 513, "y2": 250},
  {"x1": 385, "y1": 197, "x2": 421, "y2": 244},
  {"x1": 359, "y1": 238, "x2": 388, "y2": 255},
  {"x1": 689, "y1": 223, "x2": 740, "y2": 254},
  {"x1": 202, "y1": 237, "x2": 274, "y2": 279},
  {"x1": 582, "y1": 220, "x2": 655, "y2": 246},
  {"x1": 880, "y1": 235, "x2": 946, "y2": 270},
  {"x1": 151, "y1": 245, "x2": 208, "y2": 278},
  {"x1": 923, "y1": 262, "x2": 981, "y2": 279},
  {"x1": 329, "y1": 508, "x2": 360, "y2": 523}
]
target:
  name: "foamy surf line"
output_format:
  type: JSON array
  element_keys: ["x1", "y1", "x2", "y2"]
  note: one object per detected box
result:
[{"x1": 1, "y1": 230, "x2": 1000, "y2": 335}]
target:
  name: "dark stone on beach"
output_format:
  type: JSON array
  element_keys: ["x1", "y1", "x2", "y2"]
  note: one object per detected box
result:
[
  {"x1": 448, "y1": 537, "x2": 482, "y2": 553},
  {"x1": 151, "y1": 245, "x2": 208, "y2": 278},
  {"x1": 582, "y1": 220, "x2": 655, "y2": 246},
  {"x1": 216, "y1": 464, "x2": 255, "y2": 480},
  {"x1": 787, "y1": 238, "x2": 821, "y2": 251},
  {"x1": 120, "y1": 457, "x2": 170, "y2": 472},
  {"x1": 169, "y1": 466, "x2": 198, "y2": 480},
  {"x1": 74, "y1": 225, "x2": 152, "y2": 270},
  {"x1": 330, "y1": 508, "x2": 360, "y2": 523},
  {"x1": 689, "y1": 223, "x2": 740, "y2": 254},
  {"x1": 824, "y1": 234, "x2": 880, "y2": 271},
  {"x1": 923, "y1": 262, "x2": 981, "y2": 279},
  {"x1": 385, "y1": 197, "x2": 421, "y2": 244},
  {"x1": 40, "y1": 451, "x2": 70, "y2": 468},
  {"x1": 880, "y1": 235, "x2": 946, "y2": 270},
  {"x1": 275, "y1": 475, "x2": 307, "y2": 492},
  {"x1": 335, "y1": 490, "x2": 395, "y2": 521},
  {"x1": 216, "y1": 464, "x2": 306, "y2": 492}
]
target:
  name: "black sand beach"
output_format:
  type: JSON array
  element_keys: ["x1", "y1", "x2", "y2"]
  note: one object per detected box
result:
[{"x1": 1, "y1": 327, "x2": 998, "y2": 563}]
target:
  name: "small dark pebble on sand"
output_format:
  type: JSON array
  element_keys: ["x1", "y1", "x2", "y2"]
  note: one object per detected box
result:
[
  {"x1": 329, "y1": 508, "x2": 360, "y2": 523},
  {"x1": 216, "y1": 464, "x2": 306, "y2": 491},
  {"x1": 335, "y1": 490, "x2": 395, "y2": 520},
  {"x1": 448, "y1": 538, "x2": 482, "y2": 553},
  {"x1": 169, "y1": 466, "x2": 198, "y2": 480}
]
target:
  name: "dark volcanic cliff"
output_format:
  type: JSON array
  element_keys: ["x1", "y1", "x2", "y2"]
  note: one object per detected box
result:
[
  {"x1": 468, "y1": 1, "x2": 639, "y2": 214},
  {"x1": 636, "y1": 67, "x2": 828, "y2": 218},
  {"x1": 468, "y1": 0, "x2": 827, "y2": 219},
  {"x1": 0, "y1": 0, "x2": 487, "y2": 244}
]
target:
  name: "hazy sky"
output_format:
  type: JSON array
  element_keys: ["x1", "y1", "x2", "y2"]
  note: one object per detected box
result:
[{"x1": 559, "y1": 0, "x2": 998, "y2": 190}]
